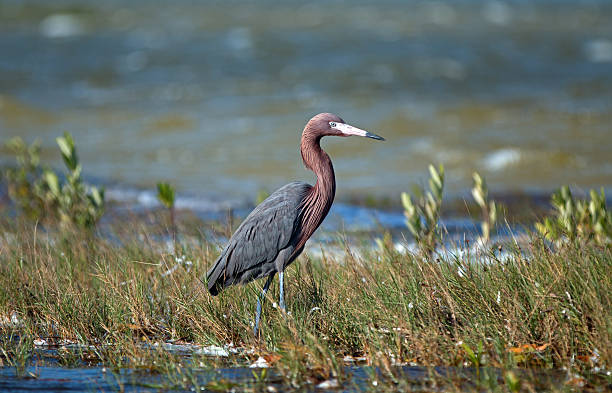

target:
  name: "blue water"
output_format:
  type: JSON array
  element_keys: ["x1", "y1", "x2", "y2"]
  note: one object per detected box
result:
[
  {"x1": 1, "y1": 0, "x2": 611, "y2": 200},
  {"x1": 0, "y1": 365, "x2": 259, "y2": 392},
  {"x1": 0, "y1": 363, "x2": 566, "y2": 392}
]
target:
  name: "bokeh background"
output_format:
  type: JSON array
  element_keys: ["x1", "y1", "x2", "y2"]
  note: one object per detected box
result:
[{"x1": 1, "y1": 0, "x2": 611, "y2": 204}]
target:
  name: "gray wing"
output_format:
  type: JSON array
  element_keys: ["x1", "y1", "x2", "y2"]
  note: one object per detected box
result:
[{"x1": 206, "y1": 181, "x2": 311, "y2": 295}]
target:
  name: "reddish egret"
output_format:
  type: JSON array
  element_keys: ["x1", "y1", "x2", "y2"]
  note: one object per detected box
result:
[{"x1": 206, "y1": 113, "x2": 384, "y2": 334}]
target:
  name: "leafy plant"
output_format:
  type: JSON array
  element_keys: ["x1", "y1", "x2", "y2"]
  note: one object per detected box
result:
[
  {"x1": 401, "y1": 164, "x2": 444, "y2": 252},
  {"x1": 157, "y1": 182, "x2": 176, "y2": 244},
  {"x1": 461, "y1": 341, "x2": 485, "y2": 369},
  {"x1": 3, "y1": 137, "x2": 45, "y2": 219},
  {"x1": 49, "y1": 133, "x2": 105, "y2": 228},
  {"x1": 156, "y1": 182, "x2": 175, "y2": 210},
  {"x1": 3, "y1": 133, "x2": 105, "y2": 229},
  {"x1": 251, "y1": 367, "x2": 268, "y2": 387},
  {"x1": 471, "y1": 172, "x2": 497, "y2": 243},
  {"x1": 375, "y1": 231, "x2": 396, "y2": 256},
  {"x1": 535, "y1": 186, "x2": 611, "y2": 245}
]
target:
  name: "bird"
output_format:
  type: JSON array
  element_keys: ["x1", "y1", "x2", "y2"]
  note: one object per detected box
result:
[{"x1": 206, "y1": 113, "x2": 384, "y2": 335}]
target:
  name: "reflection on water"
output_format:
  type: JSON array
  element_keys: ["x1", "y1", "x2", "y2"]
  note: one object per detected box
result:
[{"x1": 1, "y1": 0, "x2": 611, "y2": 200}]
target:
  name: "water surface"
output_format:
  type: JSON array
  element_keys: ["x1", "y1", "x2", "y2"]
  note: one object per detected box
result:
[
  {"x1": 0, "y1": 363, "x2": 566, "y2": 392},
  {"x1": 1, "y1": 0, "x2": 611, "y2": 201}
]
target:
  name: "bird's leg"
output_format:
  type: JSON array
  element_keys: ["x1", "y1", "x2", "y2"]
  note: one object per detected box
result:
[
  {"x1": 254, "y1": 274, "x2": 275, "y2": 336},
  {"x1": 279, "y1": 271, "x2": 286, "y2": 312}
]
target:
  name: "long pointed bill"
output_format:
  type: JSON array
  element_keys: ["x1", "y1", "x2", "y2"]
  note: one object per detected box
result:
[{"x1": 331, "y1": 122, "x2": 385, "y2": 141}]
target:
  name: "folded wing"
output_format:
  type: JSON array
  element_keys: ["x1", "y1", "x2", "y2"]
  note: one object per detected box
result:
[{"x1": 206, "y1": 182, "x2": 311, "y2": 295}]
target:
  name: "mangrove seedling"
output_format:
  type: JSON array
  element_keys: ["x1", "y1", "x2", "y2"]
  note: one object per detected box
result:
[
  {"x1": 536, "y1": 186, "x2": 611, "y2": 245},
  {"x1": 471, "y1": 172, "x2": 497, "y2": 243},
  {"x1": 3, "y1": 137, "x2": 45, "y2": 219},
  {"x1": 3, "y1": 133, "x2": 105, "y2": 229},
  {"x1": 157, "y1": 182, "x2": 177, "y2": 244},
  {"x1": 52, "y1": 132, "x2": 105, "y2": 229},
  {"x1": 401, "y1": 164, "x2": 444, "y2": 253}
]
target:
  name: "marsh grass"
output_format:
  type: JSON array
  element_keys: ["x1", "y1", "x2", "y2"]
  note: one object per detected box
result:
[{"x1": 0, "y1": 213, "x2": 611, "y2": 391}]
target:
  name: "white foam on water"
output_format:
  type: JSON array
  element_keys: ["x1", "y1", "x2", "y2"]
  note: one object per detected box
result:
[
  {"x1": 482, "y1": 1, "x2": 512, "y2": 25},
  {"x1": 482, "y1": 148, "x2": 521, "y2": 171},
  {"x1": 585, "y1": 39, "x2": 612, "y2": 63},
  {"x1": 105, "y1": 187, "x2": 241, "y2": 212},
  {"x1": 40, "y1": 14, "x2": 85, "y2": 38}
]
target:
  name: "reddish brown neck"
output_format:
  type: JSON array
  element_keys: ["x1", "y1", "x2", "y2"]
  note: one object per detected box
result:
[{"x1": 295, "y1": 133, "x2": 336, "y2": 250}]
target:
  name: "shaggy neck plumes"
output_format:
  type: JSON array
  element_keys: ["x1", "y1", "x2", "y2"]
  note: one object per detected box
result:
[{"x1": 295, "y1": 132, "x2": 336, "y2": 250}]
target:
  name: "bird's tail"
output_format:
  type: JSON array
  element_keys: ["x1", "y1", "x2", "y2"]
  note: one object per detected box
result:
[{"x1": 205, "y1": 256, "x2": 226, "y2": 296}]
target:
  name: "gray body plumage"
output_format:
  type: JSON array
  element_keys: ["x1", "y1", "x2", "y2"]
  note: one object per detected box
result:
[{"x1": 206, "y1": 181, "x2": 312, "y2": 295}]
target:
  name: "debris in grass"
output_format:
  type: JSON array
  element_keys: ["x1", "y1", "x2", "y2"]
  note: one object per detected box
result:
[
  {"x1": 0, "y1": 312, "x2": 23, "y2": 327},
  {"x1": 160, "y1": 264, "x2": 179, "y2": 277},
  {"x1": 189, "y1": 344, "x2": 231, "y2": 357},
  {"x1": 565, "y1": 374, "x2": 586, "y2": 387},
  {"x1": 316, "y1": 379, "x2": 339, "y2": 389},
  {"x1": 343, "y1": 355, "x2": 367, "y2": 363},
  {"x1": 507, "y1": 343, "x2": 550, "y2": 354},
  {"x1": 249, "y1": 356, "x2": 270, "y2": 368},
  {"x1": 263, "y1": 353, "x2": 281, "y2": 365}
]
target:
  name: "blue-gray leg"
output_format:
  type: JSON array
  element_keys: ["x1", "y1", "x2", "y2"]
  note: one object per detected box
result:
[
  {"x1": 254, "y1": 274, "x2": 275, "y2": 336},
  {"x1": 279, "y1": 271, "x2": 286, "y2": 312}
]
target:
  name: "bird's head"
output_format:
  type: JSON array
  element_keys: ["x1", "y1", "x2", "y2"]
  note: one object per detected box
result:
[{"x1": 304, "y1": 113, "x2": 385, "y2": 141}]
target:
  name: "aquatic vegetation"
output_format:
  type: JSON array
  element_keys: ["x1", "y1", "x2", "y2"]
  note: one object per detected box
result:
[
  {"x1": 0, "y1": 333, "x2": 34, "y2": 378},
  {"x1": 536, "y1": 186, "x2": 612, "y2": 245},
  {"x1": 471, "y1": 172, "x2": 497, "y2": 243},
  {"x1": 2, "y1": 137, "x2": 45, "y2": 219},
  {"x1": 157, "y1": 182, "x2": 175, "y2": 210},
  {"x1": 0, "y1": 212, "x2": 610, "y2": 390},
  {"x1": 157, "y1": 181, "x2": 177, "y2": 244},
  {"x1": 460, "y1": 341, "x2": 485, "y2": 371},
  {"x1": 3, "y1": 133, "x2": 105, "y2": 229},
  {"x1": 401, "y1": 164, "x2": 444, "y2": 252},
  {"x1": 1, "y1": 151, "x2": 611, "y2": 390}
]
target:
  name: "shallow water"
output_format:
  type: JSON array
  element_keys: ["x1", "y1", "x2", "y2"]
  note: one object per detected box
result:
[
  {"x1": 0, "y1": 363, "x2": 566, "y2": 392},
  {"x1": 1, "y1": 0, "x2": 611, "y2": 201},
  {"x1": 0, "y1": 365, "x2": 263, "y2": 392}
]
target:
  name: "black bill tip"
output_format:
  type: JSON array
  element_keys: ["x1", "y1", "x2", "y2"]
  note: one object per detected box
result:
[{"x1": 365, "y1": 132, "x2": 385, "y2": 141}]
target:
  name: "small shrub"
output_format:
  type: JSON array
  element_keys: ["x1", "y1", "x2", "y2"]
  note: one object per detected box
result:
[
  {"x1": 535, "y1": 186, "x2": 611, "y2": 245},
  {"x1": 157, "y1": 181, "x2": 176, "y2": 243},
  {"x1": 3, "y1": 137, "x2": 46, "y2": 219},
  {"x1": 3, "y1": 133, "x2": 105, "y2": 229},
  {"x1": 471, "y1": 172, "x2": 497, "y2": 243},
  {"x1": 401, "y1": 164, "x2": 444, "y2": 252},
  {"x1": 156, "y1": 182, "x2": 175, "y2": 210}
]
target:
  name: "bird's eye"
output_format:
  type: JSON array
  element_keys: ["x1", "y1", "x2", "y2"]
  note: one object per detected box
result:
[{"x1": 329, "y1": 122, "x2": 337, "y2": 128}]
